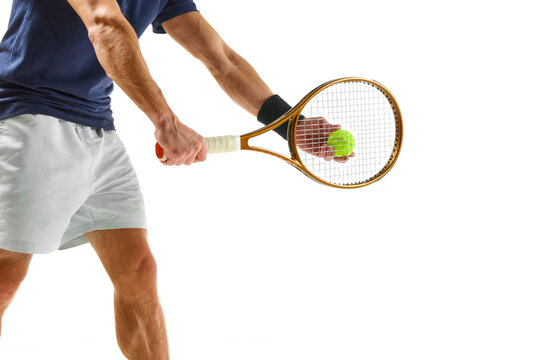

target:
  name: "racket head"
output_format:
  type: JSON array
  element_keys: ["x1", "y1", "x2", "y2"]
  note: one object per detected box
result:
[{"x1": 288, "y1": 77, "x2": 403, "y2": 189}]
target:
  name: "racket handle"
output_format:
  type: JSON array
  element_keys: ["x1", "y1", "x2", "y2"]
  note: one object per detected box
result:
[
  {"x1": 205, "y1": 135, "x2": 240, "y2": 154},
  {"x1": 155, "y1": 135, "x2": 240, "y2": 161}
]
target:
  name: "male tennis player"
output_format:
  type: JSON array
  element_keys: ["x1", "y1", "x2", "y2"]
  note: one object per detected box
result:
[{"x1": 0, "y1": 0, "x2": 348, "y2": 358}]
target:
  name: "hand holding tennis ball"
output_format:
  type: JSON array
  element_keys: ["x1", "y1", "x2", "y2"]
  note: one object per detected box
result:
[
  {"x1": 327, "y1": 129, "x2": 355, "y2": 157},
  {"x1": 295, "y1": 117, "x2": 355, "y2": 162}
]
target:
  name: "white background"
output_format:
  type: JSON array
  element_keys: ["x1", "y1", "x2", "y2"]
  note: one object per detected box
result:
[{"x1": 1, "y1": 0, "x2": 539, "y2": 359}]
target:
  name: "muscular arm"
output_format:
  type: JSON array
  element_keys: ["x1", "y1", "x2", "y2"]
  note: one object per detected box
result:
[
  {"x1": 162, "y1": 12, "x2": 273, "y2": 116},
  {"x1": 66, "y1": 0, "x2": 174, "y2": 125},
  {"x1": 66, "y1": 0, "x2": 206, "y2": 165},
  {"x1": 160, "y1": 13, "x2": 351, "y2": 162}
]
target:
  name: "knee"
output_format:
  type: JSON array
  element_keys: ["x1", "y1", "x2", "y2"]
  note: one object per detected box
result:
[{"x1": 114, "y1": 253, "x2": 158, "y2": 298}]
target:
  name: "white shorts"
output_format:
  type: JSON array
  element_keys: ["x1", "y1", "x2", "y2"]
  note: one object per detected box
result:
[{"x1": 0, "y1": 114, "x2": 147, "y2": 254}]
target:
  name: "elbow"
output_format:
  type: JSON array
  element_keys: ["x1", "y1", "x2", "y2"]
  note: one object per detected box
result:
[{"x1": 87, "y1": 14, "x2": 126, "y2": 44}]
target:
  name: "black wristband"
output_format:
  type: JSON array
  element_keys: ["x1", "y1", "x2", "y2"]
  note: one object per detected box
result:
[{"x1": 257, "y1": 94, "x2": 291, "y2": 140}]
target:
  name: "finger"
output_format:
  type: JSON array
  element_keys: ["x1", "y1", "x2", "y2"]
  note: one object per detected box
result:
[
  {"x1": 321, "y1": 125, "x2": 339, "y2": 137},
  {"x1": 188, "y1": 142, "x2": 206, "y2": 164},
  {"x1": 321, "y1": 126, "x2": 332, "y2": 137},
  {"x1": 324, "y1": 123, "x2": 342, "y2": 136},
  {"x1": 174, "y1": 158, "x2": 185, "y2": 166},
  {"x1": 161, "y1": 149, "x2": 183, "y2": 166},
  {"x1": 184, "y1": 156, "x2": 195, "y2": 166},
  {"x1": 334, "y1": 150, "x2": 355, "y2": 163},
  {"x1": 310, "y1": 146, "x2": 323, "y2": 157},
  {"x1": 323, "y1": 145, "x2": 334, "y2": 161},
  {"x1": 309, "y1": 117, "x2": 326, "y2": 130},
  {"x1": 162, "y1": 158, "x2": 177, "y2": 166},
  {"x1": 311, "y1": 116, "x2": 326, "y2": 124},
  {"x1": 196, "y1": 143, "x2": 208, "y2": 162},
  {"x1": 173, "y1": 153, "x2": 189, "y2": 166},
  {"x1": 184, "y1": 149, "x2": 200, "y2": 166},
  {"x1": 179, "y1": 153, "x2": 196, "y2": 166}
]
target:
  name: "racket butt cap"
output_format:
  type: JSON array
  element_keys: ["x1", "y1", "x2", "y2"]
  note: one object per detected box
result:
[{"x1": 156, "y1": 143, "x2": 167, "y2": 161}]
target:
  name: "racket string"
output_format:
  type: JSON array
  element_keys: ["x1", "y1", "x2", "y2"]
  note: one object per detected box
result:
[{"x1": 294, "y1": 80, "x2": 399, "y2": 186}]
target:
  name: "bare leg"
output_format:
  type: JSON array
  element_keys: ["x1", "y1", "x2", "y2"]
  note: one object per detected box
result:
[
  {"x1": 86, "y1": 229, "x2": 168, "y2": 360},
  {"x1": 0, "y1": 249, "x2": 32, "y2": 336}
]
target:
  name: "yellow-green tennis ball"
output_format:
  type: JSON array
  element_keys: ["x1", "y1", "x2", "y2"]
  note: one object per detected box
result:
[{"x1": 327, "y1": 129, "x2": 355, "y2": 157}]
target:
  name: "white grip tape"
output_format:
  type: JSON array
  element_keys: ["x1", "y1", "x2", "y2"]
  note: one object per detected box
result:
[{"x1": 205, "y1": 136, "x2": 240, "y2": 154}]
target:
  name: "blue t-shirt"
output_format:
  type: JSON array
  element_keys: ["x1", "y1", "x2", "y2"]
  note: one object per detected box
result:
[{"x1": 0, "y1": 0, "x2": 197, "y2": 130}]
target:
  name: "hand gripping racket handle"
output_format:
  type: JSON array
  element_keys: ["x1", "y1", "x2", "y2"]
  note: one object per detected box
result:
[{"x1": 155, "y1": 136, "x2": 240, "y2": 161}]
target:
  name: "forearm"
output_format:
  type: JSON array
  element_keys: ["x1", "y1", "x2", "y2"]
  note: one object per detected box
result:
[
  {"x1": 212, "y1": 55, "x2": 299, "y2": 141},
  {"x1": 212, "y1": 50, "x2": 299, "y2": 140},
  {"x1": 88, "y1": 18, "x2": 174, "y2": 126},
  {"x1": 207, "y1": 50, "x2": 273, "y2": 116}
]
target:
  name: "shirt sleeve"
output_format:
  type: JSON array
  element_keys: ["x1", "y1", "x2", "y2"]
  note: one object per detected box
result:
[{"x1": 152, "y1": 0, "x2": 198, "y2": 34}]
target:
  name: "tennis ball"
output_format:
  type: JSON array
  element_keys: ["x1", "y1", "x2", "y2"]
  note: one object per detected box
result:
[{"x1": 327, "y1": 129, "x2": 355, "y2": 157}]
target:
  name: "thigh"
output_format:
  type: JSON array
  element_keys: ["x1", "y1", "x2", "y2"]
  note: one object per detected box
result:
[{"x1": 86, "y1": 229, "x2": 155, "y2": 286}]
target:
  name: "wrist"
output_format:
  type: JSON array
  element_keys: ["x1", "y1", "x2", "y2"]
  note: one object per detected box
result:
[
  {"x1": 257, "y1": 94, "x2": 292, "y2": 140},
  {"x1": 152, "y1": 112, "x2": 177, "y2": 129}
]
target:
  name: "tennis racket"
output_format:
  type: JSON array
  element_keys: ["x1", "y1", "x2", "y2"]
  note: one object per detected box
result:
[{"x1": 155, "y1": 77, "x2": 403, "y2": 189}]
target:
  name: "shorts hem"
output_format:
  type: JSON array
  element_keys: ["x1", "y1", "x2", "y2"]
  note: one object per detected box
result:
[
  {"x1": 0, "y1": 219, "x2": 147, "y2": 254},
  {"x1": 0, "y1": 238, "x2": 57, "y2": 254},
  {"x1": 60, "y1": 219, "x2": 148, "y2": 250}
]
